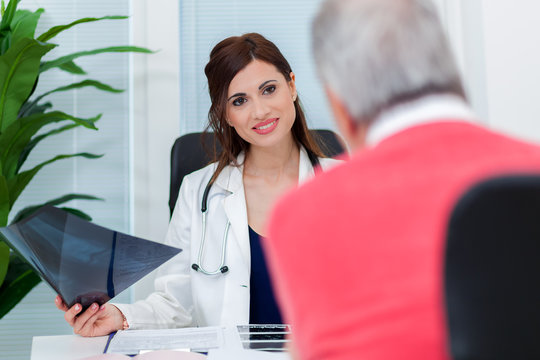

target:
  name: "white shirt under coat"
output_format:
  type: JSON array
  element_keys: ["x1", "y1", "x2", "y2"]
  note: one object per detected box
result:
[{"x1": 115, "y1": 146, "x2": 340, "y2": 329}]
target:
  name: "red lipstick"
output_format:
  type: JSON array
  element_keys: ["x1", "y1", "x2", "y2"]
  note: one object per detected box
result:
[{"x1": 253, "y1": 118, "x2": 279, "y2": 135}]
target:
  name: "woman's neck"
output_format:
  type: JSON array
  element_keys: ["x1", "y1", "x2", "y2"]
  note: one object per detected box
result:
[{"x1": 244, "y1": 136, "x2": 300, "y2": 179}]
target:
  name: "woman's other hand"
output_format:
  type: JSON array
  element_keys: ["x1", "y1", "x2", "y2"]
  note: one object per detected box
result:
[{"x1": 54, "y1": 295, "x2": 125, "y2": 337}]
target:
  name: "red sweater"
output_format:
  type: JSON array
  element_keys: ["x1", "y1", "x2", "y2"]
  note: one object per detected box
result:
[{"x1": 266, "y1": 121, "x2": 540, "y2": 360}]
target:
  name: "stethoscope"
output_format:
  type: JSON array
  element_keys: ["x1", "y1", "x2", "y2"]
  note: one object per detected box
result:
[{"x1": 191, "y1": 151, "x2": 321, "y2": 276}]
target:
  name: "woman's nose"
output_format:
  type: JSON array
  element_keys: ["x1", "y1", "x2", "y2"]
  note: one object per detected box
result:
[{"x1": 251, "y1": 98, "x2": 271, "y2": 119}]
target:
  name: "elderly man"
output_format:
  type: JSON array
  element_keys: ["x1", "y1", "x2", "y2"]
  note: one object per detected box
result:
[{"x1": 265, "y1": 0, "x2": 540, "y2": 359}]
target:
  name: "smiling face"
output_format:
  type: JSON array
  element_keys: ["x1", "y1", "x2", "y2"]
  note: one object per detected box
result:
[{"x1": 226, "y1": 59, "x2": 297, "y2": 150}]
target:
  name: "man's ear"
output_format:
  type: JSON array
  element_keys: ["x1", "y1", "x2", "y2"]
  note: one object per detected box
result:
[{"x1": 325, "y1": 87, "x2": 367, "y2": 149}]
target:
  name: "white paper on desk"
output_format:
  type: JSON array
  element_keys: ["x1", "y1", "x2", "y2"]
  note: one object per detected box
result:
[
  {"x1": 207, "y1": 349, "x2": 291, "y2": 360},
  {"x1": 106, "y1": 326, "x2": 223, "y2": 354}
]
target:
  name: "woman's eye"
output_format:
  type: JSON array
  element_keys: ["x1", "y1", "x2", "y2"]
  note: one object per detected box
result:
[
  {"x1": 263, "y1": 85, "x2": 276, "y2": 95},
  {"x1": 232, "y1": 97, "x2": 247, "y2": 106}
]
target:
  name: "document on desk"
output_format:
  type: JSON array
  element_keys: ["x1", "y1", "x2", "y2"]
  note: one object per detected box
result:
[{"x1": 105, "y1": 326, "x2": 224, "y2": 354}]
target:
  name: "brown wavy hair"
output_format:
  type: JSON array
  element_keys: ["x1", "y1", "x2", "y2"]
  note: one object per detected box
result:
[{"x1": 203, "y1": 32, "x2": 324, "y2": 184}]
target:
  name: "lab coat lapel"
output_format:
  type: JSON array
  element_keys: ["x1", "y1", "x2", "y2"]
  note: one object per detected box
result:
[{"x1": 298, "y1": 146, "x2": 316, "y2": 184}]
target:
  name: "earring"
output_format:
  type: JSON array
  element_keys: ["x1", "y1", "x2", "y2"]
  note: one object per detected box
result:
[{"x1": 292, "y1": 94, "x2": 297, "y2": 101}]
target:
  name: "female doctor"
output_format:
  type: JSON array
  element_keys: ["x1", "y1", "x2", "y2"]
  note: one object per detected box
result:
[{"x1": 55, "y1": 32, "x2": 340, "y2": 336}]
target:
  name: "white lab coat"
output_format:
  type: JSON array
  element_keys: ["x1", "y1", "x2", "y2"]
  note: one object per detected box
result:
[{"x1": 116, "y1": 147, "x2": 340, "y2": 329}]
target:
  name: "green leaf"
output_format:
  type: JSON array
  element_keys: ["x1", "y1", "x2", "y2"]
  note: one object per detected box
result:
[
  {"x1": 0, "y1": 30, "x2": 10, "y2": 55},
  {"x1": 57, "y1": 60, "x2": 86, "y2": 75},
  {"x1": 0, "y1": 174, "x2": 8, "y2": 226},
  {"x1": 40, "y1": 46, "x2": 153, "y2": 73},
  {"x1": 0, "y1": 241, "x2": 9, "y2": 286},
  {"x1": 10, "y1": 8, "x2": 44, "y2": 46},
  {"x1": 37, "y1": 15, "x2": 128, "y2": 42},
  {"x1": 60, "y1": 207, "x2": 92, "y2": 221},
  {"x1": 7, "y1": 152, "x2": 103, "y2": 209},
  {"x1": 0, "y1": 111, "x2": 100, "y2": 178},
  {"x1": 0, "y1": 0, "x2": 22, "y2": 55},
  {"x1": 21, "y1": 79, "x2": 121, "y2": 119},
  {"x1": 18, "y1": 100, "x2": 51, "y2": 118},
  {"x1": 0, "y1": 254, "x2": 41, "y2": 319},
  {"x1": 10, "y1": 193, "x2": 103, "y2": 223},
  {"x1": 0, "y1": 37, "x2": 56, "y2": 131},
  {"x1": 16, "y1": 122, "x2": 77, "y2": 172},
  {"x1": 27, "y1": 79, "x2": 123, "y2": 111},
  {"x1": 0, "y1": 0, "x2": 19, "y2": 33},
  {"x1": 49, "y1": 79, "x2": 124, "y2": 94}
]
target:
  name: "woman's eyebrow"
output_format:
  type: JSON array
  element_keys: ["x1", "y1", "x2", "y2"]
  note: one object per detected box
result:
[
  {"x1": 227, "y1": 80, "x2": 278, "y2": 102},
  {"x1": 227, "y1": 92, "x2": 246, "y2": 102},
  {"x1": 258, "y1": 80, "x2": 277, "y2": 90}
]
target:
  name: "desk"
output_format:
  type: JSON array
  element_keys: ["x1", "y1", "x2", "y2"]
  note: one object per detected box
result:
[
  {"x1": 31, "y1": 334, "x2": 109, "y2": 360},
  {"x1": 31, "y1": 328, "x2": 292, "y2": 360}
]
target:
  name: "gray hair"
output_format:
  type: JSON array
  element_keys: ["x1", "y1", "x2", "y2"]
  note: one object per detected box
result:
[{"x1": 312, "y1": 0, "x2": 466, "y2": 124}]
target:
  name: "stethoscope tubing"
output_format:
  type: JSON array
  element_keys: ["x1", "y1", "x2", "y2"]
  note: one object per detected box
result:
[{"x1": 191, "y1": 205, "x2": 230, "y2": 275}]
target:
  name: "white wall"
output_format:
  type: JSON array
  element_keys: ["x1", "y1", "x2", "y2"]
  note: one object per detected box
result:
[
  {"x1": 438, "y1": 0, "x2": 540, "y2": 144},
  {"x1": 434, "y1": 0, "x2": 489, "y2": 123},
  {"x1": 480, "y1": 0, "x2": 540, "y2": 142}
]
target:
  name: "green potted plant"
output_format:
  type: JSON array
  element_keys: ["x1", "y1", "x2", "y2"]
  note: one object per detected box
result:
[{"x1": 0, "y1": 0, "x2": 151, "y2": 319}]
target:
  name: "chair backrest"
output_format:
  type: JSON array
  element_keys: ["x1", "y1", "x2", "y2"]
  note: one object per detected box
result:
[
  {"x1": 445, "y1": 174, "x2": 540, "y2": 359},
  {"x1": 169, "y1": 129, "x2": 345, "y2": 215}
]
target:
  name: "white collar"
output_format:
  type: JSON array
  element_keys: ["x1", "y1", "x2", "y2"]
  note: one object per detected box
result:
[
  {"x1": 213, "y1": 146, "x2": 315, "y2": 192},
  {"x1": 365, "y1": 94, "x2": 478, "y2": 147}
]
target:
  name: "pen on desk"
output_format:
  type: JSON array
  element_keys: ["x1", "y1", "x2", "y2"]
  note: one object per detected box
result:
[{"x1": 103, "y1": 331, "x2": 117, "y2": 354}]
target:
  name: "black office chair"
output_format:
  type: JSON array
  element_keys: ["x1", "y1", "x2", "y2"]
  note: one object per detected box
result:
[
  {"x1": 444, "y1": 174, "x2": 540, "y2": 359},
  {"x1": 169, "y1": 129, "x2": 345, "y2": 215}
]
